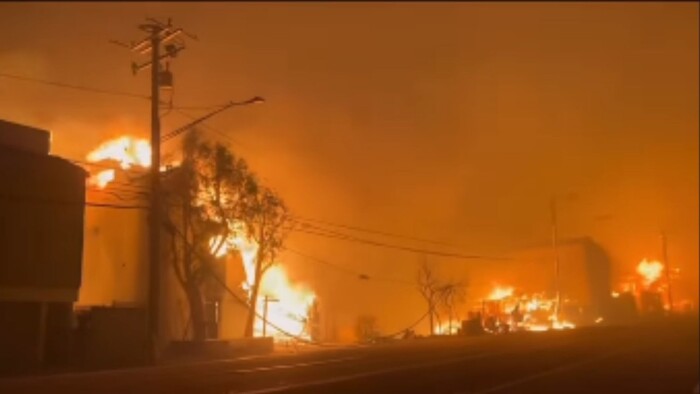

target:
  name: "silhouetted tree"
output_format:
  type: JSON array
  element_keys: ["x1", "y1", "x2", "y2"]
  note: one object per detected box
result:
[
  {"x1": 438, "y1": 281, "x2": 466, "y2": 335},
  {"x1": 416, "y1": 260, "x2": 442, "y2": 335},
  {"x1": 416, "y1": 260, "x2": 464, "y2": 335}
]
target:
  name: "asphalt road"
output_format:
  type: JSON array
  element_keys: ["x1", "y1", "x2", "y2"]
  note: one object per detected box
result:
[{"x1": 0, "y1": 316, "x2": 696, "y2": 394}]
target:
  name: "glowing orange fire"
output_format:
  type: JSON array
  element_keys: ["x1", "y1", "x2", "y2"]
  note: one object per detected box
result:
[
  {"x1": 85, "y1": 136, "x2": 316, "y2": 341},
  {"x1": 488, "y1": 286, "x2": 515, "y2": 301},
  {"x1": 85, "y1": 136, "x2": 152, "y2": 188},
  {"x1": 87, "y1": 136, "x2": 151, "y2": 169},
  {"x1": 481, "y1": 285, "x2": 575, "y2": 333},
  {"x1": 211, "y1": 224, "x2": 316, "y2": 340},
  {"x1": 89, "y1": 169, "x2": 116, "y2": 188},
  {"x1": 636, "y1": 259, "x2": 664, "y2": 288}
]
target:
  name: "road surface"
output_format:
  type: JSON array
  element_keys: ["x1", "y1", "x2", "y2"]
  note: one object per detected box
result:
[{"x1": 0, "y1": 316, "x2": 696, "y2": 394}]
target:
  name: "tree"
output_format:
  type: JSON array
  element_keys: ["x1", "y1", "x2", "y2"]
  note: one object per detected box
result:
[
  {"x1": 416, "y1": 260, "x2": 465, "y2": 335},
  {"x1": 416, "y1": 260, "x2": 441, "y2": 335},
  {"x1": 242, "y1": 186, "x2": 291, "y2": 338},
  {"x1": 162, "y1": 131, "x2": 256, "y2": 342},
  {"x1": 439, "y1": 282, "x2": 466, "y2": 335}
]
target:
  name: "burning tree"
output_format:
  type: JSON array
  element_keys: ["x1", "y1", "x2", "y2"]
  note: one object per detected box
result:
[
  {"x1": 162, "y1": 131, "x2": 257, "y2": 342},
  {"x1": 242, "y1": 186, "x2": 291, "y2": 338}
]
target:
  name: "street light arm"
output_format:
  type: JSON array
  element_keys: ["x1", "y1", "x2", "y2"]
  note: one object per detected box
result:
[{"x1": 162, "y1": 96, "x2": 264, "y2": 141}]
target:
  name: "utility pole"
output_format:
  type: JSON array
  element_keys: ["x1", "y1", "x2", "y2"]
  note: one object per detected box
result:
[
  {"x1": 148, "y1": 27, "x2": 162, "y2": 362},
  {"x1": 117, "y1": 18, "x2": 191, "y2": 363},
  {"x1": 660, "y1": 231, "x2": 674, "y2": 312},
  {"x1": 262, "y1": 295, "x2": 279, "y2": 337},
  {"x1": 550, "y1": 195, "x2": 561, "y2": 321}
]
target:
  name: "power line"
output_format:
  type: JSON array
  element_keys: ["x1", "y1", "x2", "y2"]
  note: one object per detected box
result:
[
  {"x1": 289, "y1": 226, "x2": 509, "y2": 262},
  {"x1": 71, "y1": 160, "x2": 150, "y2": 174},
  {"x1": 204, "y1": 264, "x2": 323, "y2": 346},
  {"x1": 86, "y1": 188, "x2": 148, "y2": 202},
  {"x1": 0, "y1": 193, "x2": 149, "y2": 210},
  {"x1": 292, "y1": 215, "x2": 465, "y2": 250},
  {"x1": 86, "y1": 201, "x2": 149, "y2": 210},
  {"x1": 284, "y1": 247, "x2": 414, "y2": 286},
  {"x1": 0, "y1": 72, "x2": 221, "y2": 111},
  {"x1": 0, "y1": 72, "x2": 150, "y2": 100},
  {"x1": 376, "y1": 309, "x2": 431, "y2": 340},
  {"x1": 171, "y1": 108, "x2": 253, "y2": 153}
]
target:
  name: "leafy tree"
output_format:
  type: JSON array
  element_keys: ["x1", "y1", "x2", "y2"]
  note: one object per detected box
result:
[{"x1": 162, "y1": 131, "x2": 256, "y2": 342}]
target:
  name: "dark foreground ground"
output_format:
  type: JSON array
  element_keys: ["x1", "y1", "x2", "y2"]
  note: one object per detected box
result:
[{"x1": 0, "y1": 316, "x2": 697, "y2": 394}]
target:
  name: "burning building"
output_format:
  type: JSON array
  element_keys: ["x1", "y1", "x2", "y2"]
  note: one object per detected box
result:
[
  {"x1": 612, "y1": 258, "x2": 692, "y2": 317},
  {"x1": 78, "y1": 135, "x2": 317, "y2": 350},
  {"x1": 463, "y1": 237, "x2": 613, "y2": 332}
]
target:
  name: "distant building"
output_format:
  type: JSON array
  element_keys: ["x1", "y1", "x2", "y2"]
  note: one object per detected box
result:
[{"x1": 0, "y1": 119, "x2": 86, "y2": 373}]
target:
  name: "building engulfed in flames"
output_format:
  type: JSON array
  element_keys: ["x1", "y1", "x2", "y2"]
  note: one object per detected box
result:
[
  {"x1": 79, "y1": 136, "x2": 317, "y2": 344},
  {"x1": 612, "y1": 258, "x2": 692, "y2": 316},
  {"x1": 459, "y1": 237, "x2": 612, "y2": 333},
  {"x1": 450, "y1": 240, "x2": 693, "y2": 337}
]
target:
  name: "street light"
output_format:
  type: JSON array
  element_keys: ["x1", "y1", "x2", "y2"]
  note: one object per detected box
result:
[{"x1": 161, "y1": 96, "x2": 265, "y2": 142}]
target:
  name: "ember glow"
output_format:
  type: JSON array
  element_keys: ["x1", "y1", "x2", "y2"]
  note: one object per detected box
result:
[{"x1": 636, "y1": 259, "x2": 664, "y2": 288}]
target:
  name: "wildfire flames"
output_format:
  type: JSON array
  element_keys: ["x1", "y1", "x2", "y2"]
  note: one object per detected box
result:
[
  {"x1": 85, "y1": 136, "x2": 152, "y2": 188},
  {"x1": 212, "y1": 226, "x2": 316, "y2": 340},
  {"x1": 636, "y1": 259, "x2": 664, "y2": 288},
  {"x1": 86, "y1": 136, "x2": 316, "y2": 342},
  {"x1": 480, "y1": 286, "x2": 576, "y2": 333},
  {"x1": 488, "y1": 286, "x2": 515, "y2": 301}
]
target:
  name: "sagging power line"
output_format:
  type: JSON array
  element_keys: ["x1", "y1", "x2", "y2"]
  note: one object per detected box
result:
[
  {"x1": 0, "y1": 72, "x2": 150, "y2": 100},
  {"x1": 292, "y1": 215, "x2": 466, "y2": 249},
  {"x1": 284, "y1": 247, "x2": 414, "y2": 286},
  {"x1": 288, "y1": 223, "x2": 509, "y2": 262}
]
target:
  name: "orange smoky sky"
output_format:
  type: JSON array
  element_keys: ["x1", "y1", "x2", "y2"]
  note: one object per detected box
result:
[{"x1": 0, "y1": 2, "x2": 697, "y2": 333}]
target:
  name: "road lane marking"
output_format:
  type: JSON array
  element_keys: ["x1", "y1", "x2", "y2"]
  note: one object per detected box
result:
[
  {"x1": 237, "y1": 350, "x2": 515, "y2": 394},
  {"x1": 471, "y1": 348, "x2": 627, "y2": 394},
  {"x1": 234, "y1": 356, "x2": 360, "y2": 373}
]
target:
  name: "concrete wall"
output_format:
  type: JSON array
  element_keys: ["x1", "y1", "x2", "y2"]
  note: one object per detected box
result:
[{"x1": 79, "y1": 205, "x2": 148, "y2": 307}]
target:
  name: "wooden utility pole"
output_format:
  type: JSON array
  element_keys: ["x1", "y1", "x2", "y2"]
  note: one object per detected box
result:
[
  {"x1": 117, "y1": 18, "x2": 189, "y2": 362},
  {"x1": 147, "y1": 24, "x2": 162, "y2": 362}
]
